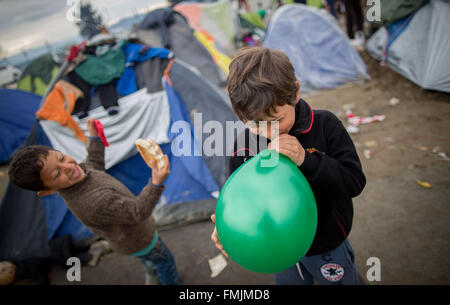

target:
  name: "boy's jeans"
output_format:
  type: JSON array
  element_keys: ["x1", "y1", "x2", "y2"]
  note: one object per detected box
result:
[
  {"x1": 136, "y1": 237, "x2": 179, "y2": 285},
  {"x1": 275, "y1": 238, "x2": 360, "y2": 285}
]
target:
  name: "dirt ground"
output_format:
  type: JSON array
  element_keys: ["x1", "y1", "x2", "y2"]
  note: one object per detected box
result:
[{"x1": 1, "y1": 51, "x2": 449, "y2": 285}]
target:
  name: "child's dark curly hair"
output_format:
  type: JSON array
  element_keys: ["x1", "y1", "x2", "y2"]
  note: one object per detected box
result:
[{"x1": 8, "y1": 145, "x2": 52, "y2": 191}]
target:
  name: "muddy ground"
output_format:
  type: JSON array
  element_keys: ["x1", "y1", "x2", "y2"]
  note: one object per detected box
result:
[{"x1": 1, "y1": 51, "x2": 449, "y2": 285}]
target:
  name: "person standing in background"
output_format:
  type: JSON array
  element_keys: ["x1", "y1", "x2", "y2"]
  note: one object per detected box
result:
[{"x1": 343, "y1": 0, "x2": 365, "y2": 50}]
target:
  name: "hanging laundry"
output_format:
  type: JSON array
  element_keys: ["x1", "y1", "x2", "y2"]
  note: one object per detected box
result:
[
  {"x1": 117, "y1": 43, "x2": 172, "y2": 96},
  {"x1": 36, "y1": 80, "x2": 87, "y2": 142},
  {"x1": 135, "y1": 57, "x2": 172, "y2": 94},
  {"x1": 74, "y1": 40, "x2": 125, "y2": 86},
  {"x1": 40, "y1": 88, "x2": 172, "y2": 170},
  {"x1": 66, "y1": 71, "x2": 120, "y2": 118},
  {"x1": 66, "y1": 71, "x2": 91, "y2": 119}
]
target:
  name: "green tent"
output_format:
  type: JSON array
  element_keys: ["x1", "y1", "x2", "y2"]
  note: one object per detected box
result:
[{"x1": 17, "y1": 53, "x2": 60, "y2": 96}]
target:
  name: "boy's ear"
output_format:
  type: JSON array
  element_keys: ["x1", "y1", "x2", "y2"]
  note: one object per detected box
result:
[
  {"x1": 295, "y1": 81, "x2": 301, "y2": 101},
  {"x1": 37, "y1": 189, "x2": 56, "y2": 197}
]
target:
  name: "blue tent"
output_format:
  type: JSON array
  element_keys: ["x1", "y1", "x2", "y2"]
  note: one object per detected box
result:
[
  {"x1": 263, "y1": 4, "x2": 369, "y2": 92},
  {"x1": 0, "y1": 89, "x2": 41, "y2": 163}
]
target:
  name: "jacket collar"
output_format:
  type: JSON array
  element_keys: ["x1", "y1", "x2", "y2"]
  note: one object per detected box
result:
[{"x1": 289, "y1": 98, "x2": 314, "y2": 136}]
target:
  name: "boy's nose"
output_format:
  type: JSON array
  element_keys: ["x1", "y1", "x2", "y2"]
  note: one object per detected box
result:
[{"x1": 61, "y1": 162, "x2": 73, "y2": 173}]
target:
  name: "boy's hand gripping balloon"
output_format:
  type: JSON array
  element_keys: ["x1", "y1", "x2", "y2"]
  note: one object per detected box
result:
[{"x1": 215, "y1": 150, "x2": 317, "y2": 273}]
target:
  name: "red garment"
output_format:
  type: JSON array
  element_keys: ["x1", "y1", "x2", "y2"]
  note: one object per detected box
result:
[{"x1": 93, "y1": 119, "x2": 109, "y2": 147}]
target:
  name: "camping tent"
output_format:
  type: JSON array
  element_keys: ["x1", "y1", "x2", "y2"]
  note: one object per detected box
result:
[
  {"x1": 17, "y1": 53, "x2": 60, "y2": 96},
  {"x1": 0, "y1": 89, "x2": 41, "y2": 163},
  {"x1": 135, "y1": 7, "x2": 227, "y2": 87},
  {"x1": 366, "y1": 0, "x2": 450, "y2": 93},
  {"x1": 174, "y1": 0, "x2": 238, "y2": 57},
  {"x1": 262, "y1": 4, "x2": 369, "y2": 92},
  {"x1": 379, "y1": 0, "x2": 429, "y2": 25},
  {"x1": 0, "y1": 44, "x2": 238, "y2": 262}
]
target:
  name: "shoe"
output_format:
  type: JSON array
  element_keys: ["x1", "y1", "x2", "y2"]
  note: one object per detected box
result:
[
  {"x1": 350, "y1": 31, "x2": 365, "y2": 51},
  {"x1": 77, "y1": 112, "x2": 89, "y2": 119},
  {"x1": 107, "y1": 106, "x2": 119, "y2": 116}
]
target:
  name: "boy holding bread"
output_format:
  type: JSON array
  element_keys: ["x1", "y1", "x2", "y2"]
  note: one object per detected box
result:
[{"x1": 8, "y1": 118, "x2": 179, "y2": 285}]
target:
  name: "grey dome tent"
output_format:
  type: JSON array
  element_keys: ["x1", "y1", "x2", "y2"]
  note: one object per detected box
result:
[
  {"x1": 366, "y1": 0, "x2": 450, "y2": 93},
  {"x1": 262, "y1": 4, "x2": 369, "y2": 93}
]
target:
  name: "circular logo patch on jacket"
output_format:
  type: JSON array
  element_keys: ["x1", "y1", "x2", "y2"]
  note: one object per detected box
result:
[{"x1": 320, "y1": 263, "x2": 344, "y2": 282}]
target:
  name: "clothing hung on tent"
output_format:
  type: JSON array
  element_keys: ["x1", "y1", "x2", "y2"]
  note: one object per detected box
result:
[{"x1": 36, "y1": 80, "x2": 86, "y2": 142}]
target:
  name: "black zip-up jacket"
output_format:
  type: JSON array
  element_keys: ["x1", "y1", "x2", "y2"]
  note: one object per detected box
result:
[{"x1": 229, "y1": 99, "x2": 366, "y2": 256}]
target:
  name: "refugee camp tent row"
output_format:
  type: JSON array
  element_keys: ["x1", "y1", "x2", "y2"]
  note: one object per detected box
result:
[
  {"x1": 367, "y1": 0, "x2": 450, "y2": 93},
  {"x1": 0, "y1": 7, "x2": 239, "y2": 263},
  {"x1": 0, "y1": 1, "x2": 374, "y2": 264}
]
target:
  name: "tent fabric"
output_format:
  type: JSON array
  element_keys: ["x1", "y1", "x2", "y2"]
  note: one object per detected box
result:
[
  {"x1": 136, "y1": 12, "x2": 226, "y2": 87},
  {"x1": 382, "y1": 13, "x2": 415, "y2": 63},
  {"x1": 0, "y1": 177, "x2": 51, "y2": 261},
  {"x1": 168, "y1": 59, "x2": 237, "y2": 188},
  {"x1": 241, "y1": 12, "x2": 266, "y2": 30},
  {"x1": 0, "y1": 89, "x2": 41, "y2": 163},
  {"x1": 263, "y1": 4, "x2": 369, "y2": 93},
  {"x1": 117, "y1": 43, "x2": 172, "y2": 96},
  {"x1": 164, "y1": 78, "x2": 220, "y2": 197},
  {"x1": 135, "y1": 57, "x2": 171, "y2": 94},
  {"x1": 174, "y1": 0, "x2": 237, "y2": 57},
  {"x1": 17, "y1": 54, "x2": 59, "y2": 96},
  {"x1": 366, "y1": 0, "x2": 450, "y2": 93},
  {"x1": 139, "y1": 8, "x2": 178, "y2": 49},
  {"x1": 380, "y1": 0, "x2": 429, "y2": 25},
  {"x1": 40, "y1": 88, "x2": 171, "y2": 170},
  {"x1": 194, "y1": 31, "x2": 232, "y2": 75}
]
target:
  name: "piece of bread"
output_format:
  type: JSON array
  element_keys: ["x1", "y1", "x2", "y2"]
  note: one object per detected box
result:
[
  {"x1": 135, "y1": 138, "x2": 165, "y2": 169},
  {"x1": 0, "y1": 261, "x2": 16, "y2": 285}
]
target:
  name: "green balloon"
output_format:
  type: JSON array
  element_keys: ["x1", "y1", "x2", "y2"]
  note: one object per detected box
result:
[{"x1": 215, "y1": 149, "x2": 317, "y2": 274}]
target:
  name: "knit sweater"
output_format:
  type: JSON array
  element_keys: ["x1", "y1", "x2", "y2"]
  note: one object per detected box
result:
[{"x1": 58, "y1": 139, "x2": 164, "y2": 255}]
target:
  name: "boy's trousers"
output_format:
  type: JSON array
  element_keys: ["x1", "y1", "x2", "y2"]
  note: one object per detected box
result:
[{"x1": 275, "y1": 238, "x2": 360, "y2": 285}]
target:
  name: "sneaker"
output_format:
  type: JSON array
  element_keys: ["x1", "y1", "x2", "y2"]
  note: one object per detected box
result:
[
  {"x1": 350, "y1": 31, "x2": 365, "y2": 51},
  {"x1": 107, "y1": 106, "x2": 119, "y2": 116}
]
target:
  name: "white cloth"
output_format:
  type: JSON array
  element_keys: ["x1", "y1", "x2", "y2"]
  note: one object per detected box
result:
[{"x1": 40, "y1": 88, "x2": 171, "y2": 169}]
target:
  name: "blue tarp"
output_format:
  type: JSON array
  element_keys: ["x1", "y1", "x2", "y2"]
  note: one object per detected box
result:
[
  {"x1": 263, "y1": 4, "x2": 369, "y2": 92},
  {"x1": 0, "y1": 89, "x2": 41, "y2": 163}
]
